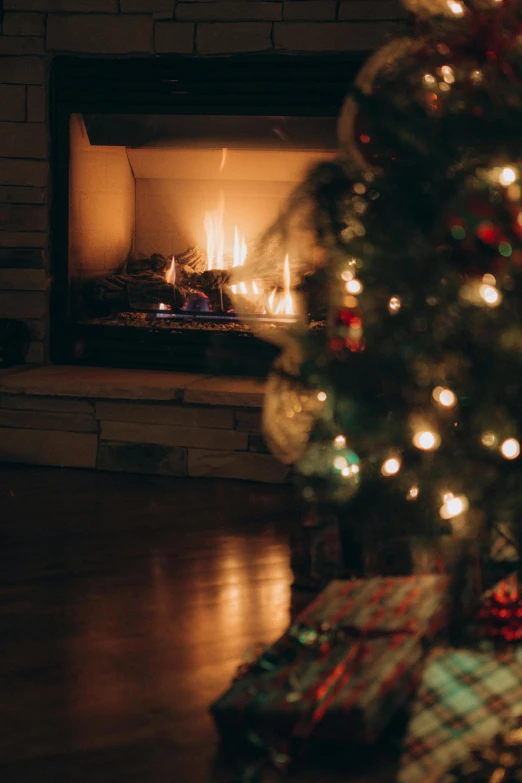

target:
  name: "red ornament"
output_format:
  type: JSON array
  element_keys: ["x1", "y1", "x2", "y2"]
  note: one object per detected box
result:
[
  {"x1": 476, "y1": 221, "x2": 500, "y2": 246},
  {"x1": 338, "y1": 307, "x2": 358, "y2": 326},
  {"x1": 478, "y1": 574, "x2": 522, "y2": 644}
]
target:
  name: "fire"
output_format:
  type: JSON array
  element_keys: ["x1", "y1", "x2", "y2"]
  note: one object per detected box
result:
[
  {"x1": 164, "y1": 254, "x2": 176, "y2": 285},
  {"x1": 204, "y1": 193, "x2": 259, "y2": 297},
  {"x1": 232, "y1": 227, "x2": 248, "y2": 295},
  {"x1": 157, "y1": 255, "x2": 176, "y2": 312},
  {"x1": 268, "y1": 255, "x2": 295, "y2": 316},
  {"x1": 204, "y1": 193, "x2": 225, "y2": 270}
]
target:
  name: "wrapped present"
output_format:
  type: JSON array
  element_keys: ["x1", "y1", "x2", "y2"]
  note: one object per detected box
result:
[
  {"x1": 441, "y1": 716, "x2": 522, "y2": 782},
  {"x1": 398, "y1": 648, "x2": 522, "y2": 783},
  {"x1": 211, "y1": 575, "x2": 450, "y2": 754},
  {"x1": 477, "y1": 574, "x2": 522, "y2": 645},
  {"x1": 491, "y1": 523, "x2": 520, "y2": 565}
]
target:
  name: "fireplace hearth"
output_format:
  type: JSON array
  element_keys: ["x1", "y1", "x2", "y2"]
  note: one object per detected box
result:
[{"x1": 50, "y1": 56, "x2": 360, "y2": 375}]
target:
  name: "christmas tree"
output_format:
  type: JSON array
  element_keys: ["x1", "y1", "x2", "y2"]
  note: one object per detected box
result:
[{"x1": 262, "y1": 0, "x2": 522, "y2": 572}]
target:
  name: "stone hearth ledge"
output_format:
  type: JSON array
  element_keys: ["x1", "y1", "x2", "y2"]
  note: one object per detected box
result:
[
  {"x1": 0, "y1": 365, "x2": 266, "y2": 405},
  {"x1": 0, "y1": 365, "x2": 288, "y2": 483}
]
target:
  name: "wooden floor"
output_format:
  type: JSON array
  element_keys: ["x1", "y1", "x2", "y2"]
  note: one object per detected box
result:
[
  {"x1": 0, "y1": 466, "x2": 396, "y2": 783},
  {"x1": 0, "y1": 467, "x2": 308, "y2": 782}
]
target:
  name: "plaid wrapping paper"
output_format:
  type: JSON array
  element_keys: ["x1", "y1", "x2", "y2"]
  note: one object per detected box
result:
[
  {"x1": 491, "y1": 523, "x2": 520, "y2": 564},
  {"x1": 299, "y1": 575, "x2": 450, "y2": 636},
  {"x1": 211, "y1": 575, "x2": 450, "y2": 746},
  {"x1": 398, "y1": 648, "x2": 522, "y2": 783}
]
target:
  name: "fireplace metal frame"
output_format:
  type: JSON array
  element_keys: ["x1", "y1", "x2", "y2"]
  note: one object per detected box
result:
[{"x1": 49, "y1": 54, "x2": 362, "y2": 375}]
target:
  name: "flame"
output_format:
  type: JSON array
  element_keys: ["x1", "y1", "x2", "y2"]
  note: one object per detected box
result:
[
  {"x1": 220, "y1": 148, "x2": 228, "y2": 173},
  {"x1": 266, "y1": 256, "x2": 295, "y2": 316},
  {"x1": 204, "y1": 192, "x2": 225, "y2": 270},
  {"x1": 202, "y1": 194, "x2": 279, "y2": 307},
  {"x1": 274, "y1": 255, "x2": 294, "y2": 316},
  {"x1": 164, "y1": 255, "x2": 176, "y2": 285},
  {"x1": 232, "y1": 226, "x2": 248, "y2": 295},
  {"x1": 204, "y1": 194, "x2": 259, "y2": 295}
]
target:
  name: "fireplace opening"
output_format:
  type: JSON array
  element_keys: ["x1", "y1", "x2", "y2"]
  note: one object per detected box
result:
[{"x1": 51, "y1": 57, "x2": 359, "y2": 374}]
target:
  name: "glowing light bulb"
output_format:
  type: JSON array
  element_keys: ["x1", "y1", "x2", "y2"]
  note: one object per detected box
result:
[
  {"x1": 334, "y1": 435, "x2": 346, "y2": 449},
  {"x1": 381, "y1": 457, "x2": 401, "y2": 476},
  {"x1": 432, "y1": 386, "x2": 457, "y2": 408},
  {"x1": 479, "y1": 284, "x2": 501, "y2": 306},
  {"x1": 317, "y1": 391, "x2": 327, "y2": 402},
  {"x1": 413, "y1": 430, "x2": 440, "y2": 451},
  {"x1": 341, "y1": 269, "x2": 354, "y2": 282},
  {"x1": 440, "y1": 493, "x2": 469, "y2": 520},
  {"x1": 351, "y1": 464, "x2": 360, "y2": 475},
  {"x1": 447, "y1": 0, "x2": 464, "y2": 14},
  {"x1": 341, "y1": 466, "x2": 351, "y2": 477},
  {"x1": 481, "y1": 431, "x2": 497, "y2": 448},
  {"x1": 501, "y1": 438, "x2": 520, "y2": 459},
  {"x1": 346, "y1": 279, "x2": 363, "y2": 295},
  {"x1": 333, "y1": 456, "x2": 348, "y2": 470},
  {"x1": 483, "y1": 273, "x2": 496, "y2": 286},
  {"x1": 407, "y1": 486, "x2": 419, "y2": 500},
  {"x1": 423, "y1": 73, "x2": 435, "y2": 85},
  {"x1": 440, "y1": 65, "x2": 455, "y2": 84},
  {"x1": 388, "y1": 296, "x2": 401, "y2": 313},
  {"x1": 499, "y1": 167, "x2": 517, "y2": 187}
]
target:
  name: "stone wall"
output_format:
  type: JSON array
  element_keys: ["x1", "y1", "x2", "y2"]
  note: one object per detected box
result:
[
  {"x1": 0, "y1": 364, "x2": 289, "y2": 481},
  {"x1": 0, "y1": 0, "x2": 406, "y2": 364}
]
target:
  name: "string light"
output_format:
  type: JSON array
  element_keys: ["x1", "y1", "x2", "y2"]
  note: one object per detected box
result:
[
  {"x1": 333, "y1": 456, "x2": 348, "y2": 470},
  {"x1": 432, "y1": 386, "x2": 457, "y2": 408},
  {"x1": 499, "y1": 166, "x2": 517, "y2": 187},
  {"x1": 423, "y1": 73, "x2": 435, "y2": 85},
  {"x1": 413, "y1": 430, "x2": 441, "y2": 450},
  {"x1": 351, "y1": 464, "x2": 360, "y2": 475},
  {"x1": 381, "y1": 457, "x2": 401, "y2": 476},
  {"x1": 317, "y1": 391, "x2": 327, "y2": 402},
  {"x1": 333, "y1": 435, "x2": 346, "y2": 449},
  {"x1": 483, "y1": 273, "x2": 496, "y2": 286},
  {"x1": 447, "y1": 0, "x2": 464, "y2": 14},
  {"x1": 481, "y1": 431, "x2": 498, "y2": 448},
  {"x1": 501, "y1": 438, "x2": 520, "y2": 459},
  {"x1": 440, "y1": 492, "x2": 469, "y2": 520},
  {"x1": 346, "y1": 279, "x2": 363, "y2": 295},
  {"x1": 341, "y1": 466, "x2": 351, "y2": 477},
  {"x1": 479, "y1": 284, "x2": 501, "y2": 306},
  {"x1": 388, "y1": 296, "x2": 401, "y2": 313},
  {"x1": 407, "y1": 486, "x2": 419, "y2": 500},
  {"x1": 341, "y1": 269, "x2": 354, "y2": 282},
  {"x1": 440, "y1": 65, "x2": 455, "y2": 84}
]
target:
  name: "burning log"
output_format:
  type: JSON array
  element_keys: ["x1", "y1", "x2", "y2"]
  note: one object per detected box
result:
[
  {"x1": 126, "y1": 253, "x2": 171, "y2": 276},
  {"x1": 176, "y1": 246, "x2": 206, "y2": 275},
  {"x1": 83, "y1": 264, "x2": 186, "y2": 315}
]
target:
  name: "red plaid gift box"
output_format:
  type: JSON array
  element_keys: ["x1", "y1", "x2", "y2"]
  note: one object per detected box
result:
[
  {"x1": 398, "y1": 648, "x2": 522, "y2": 783},
  {"x1": 211, "y1": 575, "x2": 450, "y2": 749}
]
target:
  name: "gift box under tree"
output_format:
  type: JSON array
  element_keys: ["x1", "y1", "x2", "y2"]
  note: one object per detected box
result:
[
  {"x1": 211, "y1": 575, "x2": 450, "y2": 756},
  {"x1": 398, "y1": 647, "x2": 522, "y2": 783}
]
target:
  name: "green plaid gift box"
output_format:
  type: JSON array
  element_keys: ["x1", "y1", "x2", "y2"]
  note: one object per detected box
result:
[{"x1": 398, "y1": 648, "x2": 522, "y2": 783}]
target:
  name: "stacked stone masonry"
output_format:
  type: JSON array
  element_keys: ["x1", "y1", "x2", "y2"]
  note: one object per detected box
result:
[
  {"x1": 0, "y1": 365, "x2": 289, "y2": 482},
  {"x1": 0, "y1": 0, "x2": 406, "y2": 365}
]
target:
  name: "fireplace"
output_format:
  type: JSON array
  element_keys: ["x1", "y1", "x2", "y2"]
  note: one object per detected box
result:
[{"x1": 50, "y1": 57, "x2": 359, "y2": 375}]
